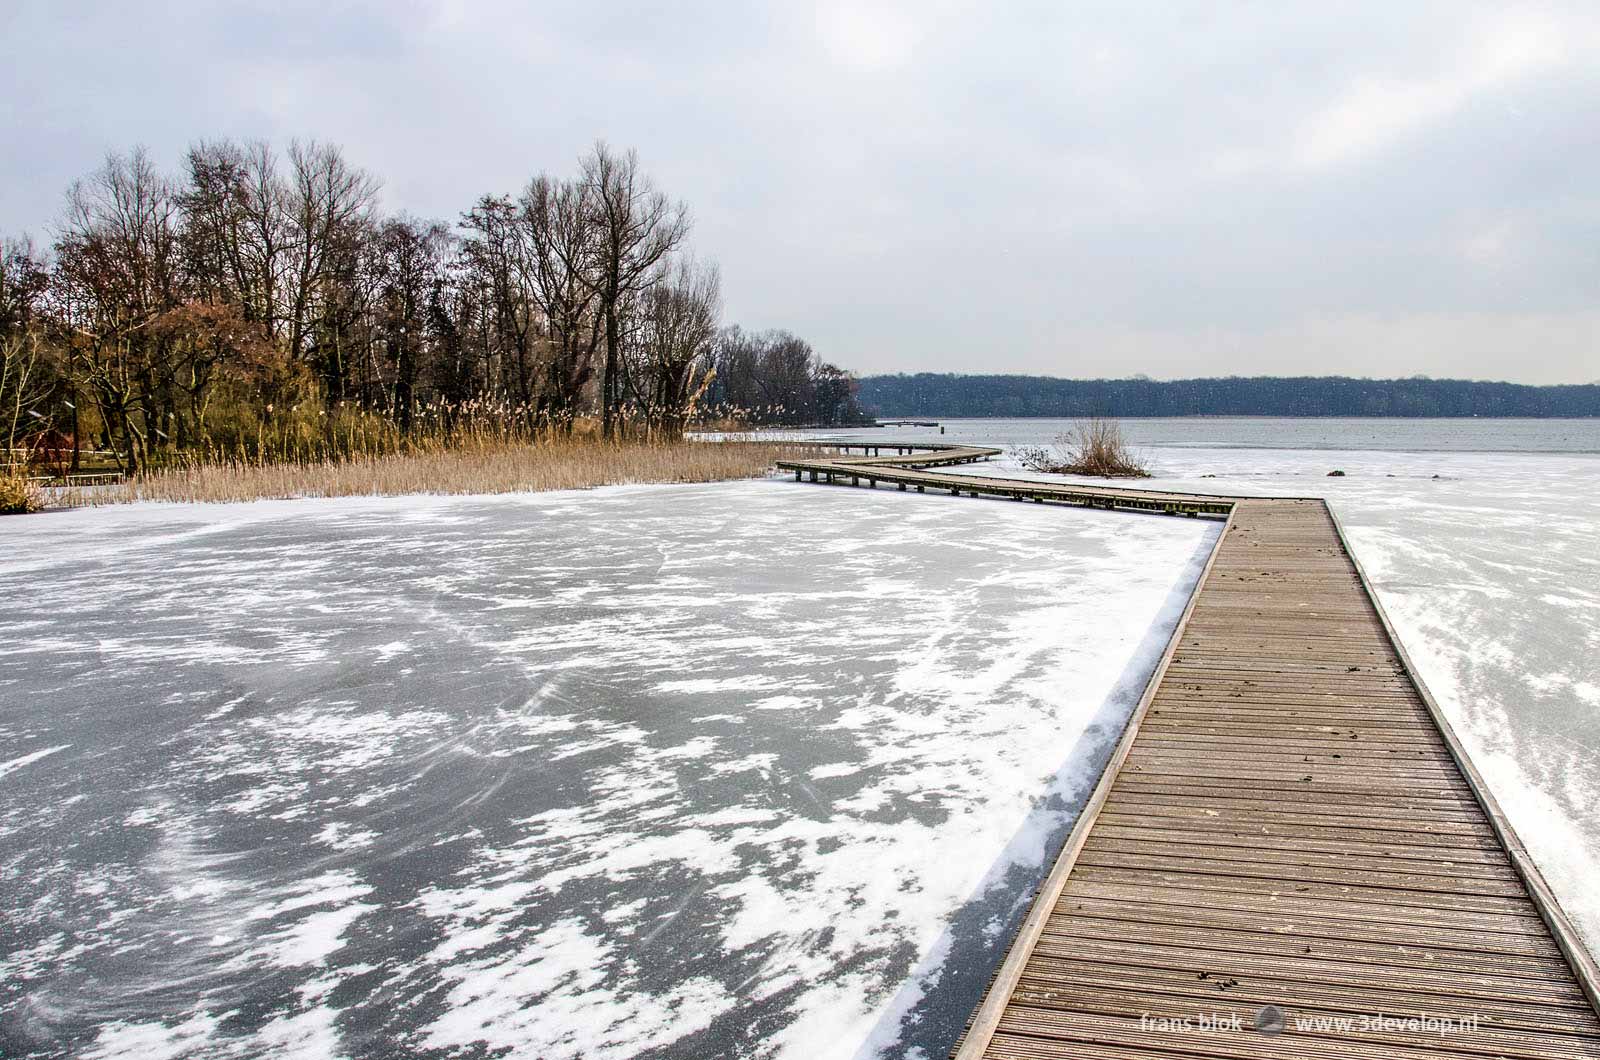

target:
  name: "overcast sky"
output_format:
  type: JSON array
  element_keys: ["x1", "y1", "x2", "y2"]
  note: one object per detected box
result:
[{"x1": 4, "y1": 1, "x2": 1597, "y2": 383}]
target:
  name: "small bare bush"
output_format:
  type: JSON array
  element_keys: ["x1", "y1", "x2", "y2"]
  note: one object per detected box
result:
[
  {"x1": 1017, "y1": 417, "x2": 1149, "y2": 478},
  {"x1": 53, "y1": 438, "x2": 806, "y2": 507},
  {"x1": 0, "y1": 470, "x2": 43, "y2": 514}
]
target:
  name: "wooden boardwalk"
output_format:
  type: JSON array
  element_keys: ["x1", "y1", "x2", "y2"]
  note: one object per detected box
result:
[
  {"x1": 777, "y1": 445, "x2": 1233, "y2": 518},
  {"x1": 779, "y1": 443, "x2": 1600, "y2": 1060}
]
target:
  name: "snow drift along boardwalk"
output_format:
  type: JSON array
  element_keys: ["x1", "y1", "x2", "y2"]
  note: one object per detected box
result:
[{"x1": 777, "y1": 444, "x2": 1600, "y2": 1060}]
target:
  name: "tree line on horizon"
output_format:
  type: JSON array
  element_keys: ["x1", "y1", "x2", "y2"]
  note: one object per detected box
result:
[
  {"x1": 858, "y1": 373, "x2": 1600, "y2": 419},
  {"x1": 0, "y1": 139, "x2": 868, "y2": 474}
]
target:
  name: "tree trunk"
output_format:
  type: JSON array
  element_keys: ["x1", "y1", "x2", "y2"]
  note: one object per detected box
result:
[
  {"x1": 69, "y1": 392, "x2": 80, "y2": 473},
  {"x1": 601, "y1": 302, "x2": 619, "y2": 439}
]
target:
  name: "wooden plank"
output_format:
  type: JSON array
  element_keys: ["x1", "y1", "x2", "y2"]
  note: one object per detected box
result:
[
  {"x1": 1052, "y1": 892, "x2": 1563, "y2": 956},
  {"x1": 1059, "y1": 878, "x2": 1550, "y2": 938},
  {"x1": 1109, "y1": 774, "x2": 1481, "y2": 803},
  {"x1": 1106, "y1": 785, "x2": 1493, "y2": 821},
  {"x1": 1070, "y1": 849, "x2": 1527, "y2": 898},
  {"x1": 1094, "y1": 806, "x2": 1500, "y2": 844},
  {"x1": 1089, "y1": 822, "x2": 1514, "y2": 866}
]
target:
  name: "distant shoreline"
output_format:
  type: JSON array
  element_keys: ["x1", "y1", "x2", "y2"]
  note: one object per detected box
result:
[{"x1": 857, "y1": 373, "x2": 1600, "y2": 419}]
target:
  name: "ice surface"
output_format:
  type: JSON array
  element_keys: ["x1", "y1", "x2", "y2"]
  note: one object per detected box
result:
[{"x1": 0, "y1": 479, "x2": 1215, "y2": 1058}]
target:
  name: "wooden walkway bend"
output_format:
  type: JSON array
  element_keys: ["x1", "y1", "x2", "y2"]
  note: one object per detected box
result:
[
  {"x1": 779, "y1": 443, "x2": 1600, "y2": 1060},
  {"x1": 777, "y1": 444, "x2": 1233, "y2": 518}
]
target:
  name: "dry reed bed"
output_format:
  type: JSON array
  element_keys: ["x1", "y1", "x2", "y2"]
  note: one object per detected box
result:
[
  {"x1": 1017, "y1": 417, "x2": 1150, "y2": 478},
  {"x1": 52, "y1": 440, "x2": 806, "y2": 507}
]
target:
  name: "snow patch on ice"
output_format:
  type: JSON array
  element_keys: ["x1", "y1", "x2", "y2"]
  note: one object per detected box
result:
[
  {"x1": 421, "y1": 918, "x2": 732, "y2": 1059},
  {"x1": 84, "y1": 1009, "x2": 223, "y2": 1060}
]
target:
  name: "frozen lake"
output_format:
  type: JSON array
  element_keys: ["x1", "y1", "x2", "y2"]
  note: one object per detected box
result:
[{"x1": 0, "y1": 480, "x2": 1216, "y2": 1059}]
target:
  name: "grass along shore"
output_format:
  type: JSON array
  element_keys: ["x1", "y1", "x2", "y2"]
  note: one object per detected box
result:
[{"x1": 37, "y1": 438, "x2": 807, "y2": 508}]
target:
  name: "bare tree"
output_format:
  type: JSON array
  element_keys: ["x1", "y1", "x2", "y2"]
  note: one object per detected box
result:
[
  {"x1": 147, "y1": 299, "x2": 274, "y2": 451},
  {"x1": 630, "y1": 257, "x2": 721, "y2": 438},
  {"x1": 0, "y1": 239, "x2": 55, "y2": 459},
  {"x1": 54, "y1": 148, "x2": 185, "y2": 472},
  {"x1": 1, "y1": 238, "x2": 50, "y2": 338},
  {"x1": 755, "y1": 331, "x2": 818, "y2": 424},
  {"x1": 284, "y1": 141, "x2": 381, "y2": 385},
  {"x1": 371, "y1": 216, "x2": 452, "y2": 431},
  {"x1": 577, "y1": 143, "x2": 689, "y2": 438},
  {"x1": 179, "y1": 139, "x2": 288, "y2": 337},
  {"x1": 0, "y1": 331, "x2": 53, "y2": 459},
  {"x1": 708, "y1": 325, "x2": 763, "y2": 418},
  {"x1": 521, "y1": 175, "x2": 601, "y2": 428},
  {"x1": 460, "y1": 195, "x2": 539, "y2": 411},
  {"x1": 702, "y1": 327, "x2": 864, "y2": 426},
  {"x1": 426, "y1": 252, "x2": 483, "y2": 410}
]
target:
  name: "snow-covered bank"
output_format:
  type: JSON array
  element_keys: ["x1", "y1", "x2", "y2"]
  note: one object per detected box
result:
[
  {"x1": 0, "y1": 478, "x2": 1216, "y2": 1059},
  {"x1": 944, "y1": 444, "x2": 1600, "y2": 955}
]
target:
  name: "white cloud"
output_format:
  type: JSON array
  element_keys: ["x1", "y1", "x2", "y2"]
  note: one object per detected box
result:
[
  {"x1": 1292, "y1": 11, "x2": 1572, "y2": 169},
  {"x1": 814, "y1": 2, "x2": 920, "y2": 73},
  {"x1": 1459, "y1": 217, "x2": 1522, "y2": 268}
]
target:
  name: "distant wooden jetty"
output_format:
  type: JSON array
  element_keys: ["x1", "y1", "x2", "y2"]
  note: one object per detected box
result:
[{"x1": 778, "y1": 443, "x2": 1600, "y2": 1060}]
